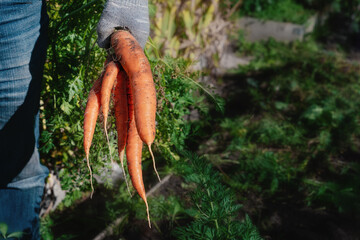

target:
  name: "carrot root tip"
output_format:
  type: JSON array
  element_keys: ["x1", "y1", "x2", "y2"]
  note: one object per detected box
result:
[
  {"x1": 120, "y1": 150, "x2": 132, "y2": 196},
  {"x1": 145, "y1": 200, "x2": 151, "y2": 228},
  {"x1": 86, "y1": 155, "x2": 94, "y2": 199},
  {"x1": 148, "y1": 144, "x2": 161, "y2": 182}
]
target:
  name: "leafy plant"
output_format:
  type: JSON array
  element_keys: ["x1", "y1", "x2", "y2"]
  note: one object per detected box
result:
[
  {"x1": 41, "y1": 0, "x2": 207, "y2": 203},
  {"x1": 40, "y1": 1, "x2": 225, "y2": 238},
  {"x1": 40, "y1": 0, "x2": 107, "y2": 202},
  {"x1": 0, "y1": 223, "x2": 23, "y2": 240},
  {"x1": 201, "y1": 36, "x2": 360, "y2": 218},
  {"x1": 173, "y1": 151, "x2": 262, "y2": 240},
  {"x1": 150, "y1": 0, "x2": 232, "y2": 75},
  {"x1": 310, "y1": 0, "x2": 360, "y2": 50}
]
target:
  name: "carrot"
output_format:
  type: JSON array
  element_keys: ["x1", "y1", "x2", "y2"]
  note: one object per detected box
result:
[
  {"x1": 83, "y1": 75, "x2": 103, "y2": 198},
  {"x1": 99, "y1": 59, "x2": 119, "y2": 166},
  {"x1": 114, "y1": 67, "x2": 131, "y2": 194},
  {"x1": 126, "y1": 79, "x2": 151, "y2": 228},
  {"x1": 111, "y1": 30, "x2": 160, "y2": 182},
  {"x1": 101, "y1": 60, "x2": 119, "y2": 136}
]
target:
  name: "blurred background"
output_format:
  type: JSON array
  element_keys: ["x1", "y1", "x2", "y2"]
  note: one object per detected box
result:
[{"x1": 32, "y1": 0, "x2": 360, "y2": 239}]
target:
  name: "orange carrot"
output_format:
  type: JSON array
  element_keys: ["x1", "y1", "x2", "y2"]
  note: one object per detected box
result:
[
  {"x1": 111, "y1": 30, "x2": 160, "y2": 182},
  {"x1": 126, "y1": 79, "x2": 151, "y2": 228},
  {"x1": 101, "y1": 60, "x2": 119, "y2": 134},
  {"x1": 114, "y1": 67, "x2": 131, "y2": 194},
  {"x1": 100, "y1": 59, "x2": 119, "y2": 165},
  {"x1": 83, "y1": 75, "x2": 103, "y2": 198}
]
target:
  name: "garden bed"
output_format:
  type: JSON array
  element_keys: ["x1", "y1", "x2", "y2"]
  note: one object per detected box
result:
[{"x1": 39, "y1": 1, "x2": 360, "y2": 239}]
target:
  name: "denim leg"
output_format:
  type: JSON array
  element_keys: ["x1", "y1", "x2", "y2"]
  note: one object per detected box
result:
[
  {"x1": 0, "y1": 152, "x2": 47, "y2": 240},
  {"x1": 0, "y1": 1, "x2": 49, "y2": 239}
]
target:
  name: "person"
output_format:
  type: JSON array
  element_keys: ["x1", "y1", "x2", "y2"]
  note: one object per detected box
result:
[{"x1": 0, "y1": 0, "x2": 149, "y2": 239}]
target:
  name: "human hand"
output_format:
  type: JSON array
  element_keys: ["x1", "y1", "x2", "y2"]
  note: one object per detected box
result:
[{"x1": 97, "y1": 0, "x2": 150, "y2": 49}]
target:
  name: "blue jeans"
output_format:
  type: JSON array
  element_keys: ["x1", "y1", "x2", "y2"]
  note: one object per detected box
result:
[{"x1": 0, "y1": 0, "x2": 49, "y2": 239}]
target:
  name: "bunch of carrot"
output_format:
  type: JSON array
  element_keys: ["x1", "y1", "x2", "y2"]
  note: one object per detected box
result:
[{"x1": 83, "y1": 30, "x2": 159, "y2": 228}]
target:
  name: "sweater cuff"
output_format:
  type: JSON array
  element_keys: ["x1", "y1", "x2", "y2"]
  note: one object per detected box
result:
[{"x1": 111, "y1": 0, "x2": 148, "y2": 7}]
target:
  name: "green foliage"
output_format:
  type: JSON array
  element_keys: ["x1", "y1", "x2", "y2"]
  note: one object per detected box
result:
[
  {"x1": 41, "y1": 0, "x2": 215, "y2": 206},
  {"x1": 38, "y1": 0, "x2": 360, "y2": 238},
  {"x1": 202, "y1": 38, "x2": 360, "y2": 215},
  {"x1": 146, "y1": 196, "x2": 183, "y2": 223},
  {"x1": 150, "y1": 0, "x2": 231, "y2": 76},
  {"x1": 203, "y1": 116, "x2": 299, "y2": 196},
  {"x1": 40, "y1": 216, "x2": 54, "y2": 240},
  {"x1": 304, "y1": 168, "x2": 360, "y2": 213},
  {"x1": 148, "y1": 54, "x2": 210, "y2": 161},
  {"x1": 0, "y1": 223, "x2": 23, "y2": 239},
  {"x1": 101, "y1": 150, "x2": 263, "y2": 239},
  {"x1": 309, "y1": 0, "x2": 360, "y2": 50},
  {"x1": 102, "y1": 150, "x2": 262, "y2": 239},
  {"x1": 237, "y1": 39, "x2": 360, "y2": 156},
  {"x1": 238, "y1": 0, "x2": 314, "y2": 24},
  {"x1": 40, "y1": 1, "x2": 229, "y2": 238},
  {"x1": 41, "y1": 0, "x2": 107, "y2": 201},
  {"x1": 150, "y1": 0, "x2": 221, "y2": 60},
  {"x1": 173, "y1": 151, "x2": 262, "y2": 240}
]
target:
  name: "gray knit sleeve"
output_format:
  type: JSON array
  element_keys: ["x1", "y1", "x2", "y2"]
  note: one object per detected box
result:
[{"x1": 97, "y1": 0, "x2": 149, "y2": 49}]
